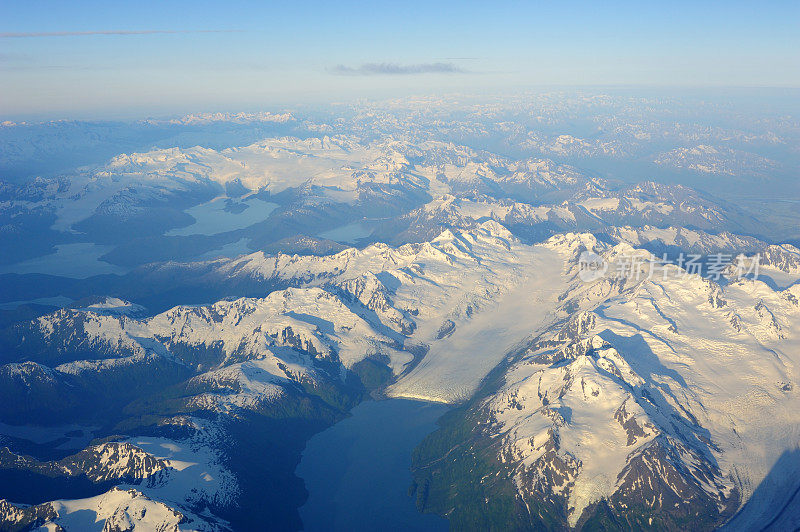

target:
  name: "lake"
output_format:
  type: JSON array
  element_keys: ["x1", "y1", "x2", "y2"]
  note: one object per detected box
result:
[
  {"x1": 296, "y1": 399, "x2": 450, "y2": 532},
  {"x1": 167, "y1": 196, "x2": 279, "y2": 236},
  {"x1": 317, "y1": 222, "x2": 373, "y2": 244}
]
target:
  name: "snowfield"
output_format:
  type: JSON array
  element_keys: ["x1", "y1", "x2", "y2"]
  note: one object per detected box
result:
[{"x1": 481, "y1": 241, "x2": 800, "y2": 526}]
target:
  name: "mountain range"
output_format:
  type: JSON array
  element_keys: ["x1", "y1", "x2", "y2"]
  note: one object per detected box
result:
[{"x1": 1, "y1": 95, "x2": 799, "y2": 530}]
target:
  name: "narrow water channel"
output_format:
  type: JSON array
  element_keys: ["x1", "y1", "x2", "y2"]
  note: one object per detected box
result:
[{"x1": 296, "y1": 399, "x2": 450, "y2": 532}]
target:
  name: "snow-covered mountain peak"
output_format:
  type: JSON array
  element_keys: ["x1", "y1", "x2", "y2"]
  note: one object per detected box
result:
[
  {"x1": 543, "y1": 232, "x2": 605, "y2": 257},
  {"x1": 474, "y1": 218, "x2": 515, "y2": 240},
  {"x1": 606, "y1": 225, "x2": 764, "y2": 255},
  {"x1": 472, "y1": 256, "x2": 800, "y2": 526},
  {"x1": 75, "y1": 297, "x2": 147, "y2": 317}
]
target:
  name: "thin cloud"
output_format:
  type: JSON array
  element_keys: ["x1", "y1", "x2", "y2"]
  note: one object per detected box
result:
[
  {"x1": 0, "y1": 30, "x2": 239, "y2": 38},
  {"x1": 0, "y1": 52, "x2": 32, "y2": 61},
  {"x1": 330, "y1": 62, "x2": 467, "y2": 76}
]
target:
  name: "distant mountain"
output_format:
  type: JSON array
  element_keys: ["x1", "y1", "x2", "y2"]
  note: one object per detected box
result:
[
  {"x1": 654, "y1": 145, "x2": 779, "y2": 177},
  {"x1": 0, "y1": 134, "x2": 774, "y2": 273},
  {"x1": 602, "y1": 225, "x2": 765, "y2": 256}
]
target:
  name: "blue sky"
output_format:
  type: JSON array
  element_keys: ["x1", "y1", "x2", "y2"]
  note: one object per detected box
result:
[{"x1": 1, "y1": 0, "x2": 798, "y2": 118}]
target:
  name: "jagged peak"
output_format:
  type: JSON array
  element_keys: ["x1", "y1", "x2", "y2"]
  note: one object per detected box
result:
[
  {"x1": 475, "y1": 219, "x2": 514, "y2": 239},
  {"x1": 543, "y1": 232, "x2": 604, "y2": 256}
]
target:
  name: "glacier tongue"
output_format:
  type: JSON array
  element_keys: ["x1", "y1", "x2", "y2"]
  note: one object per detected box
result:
[{"x1": 387, "y1": 244, "x2": 567, "y2": 403}]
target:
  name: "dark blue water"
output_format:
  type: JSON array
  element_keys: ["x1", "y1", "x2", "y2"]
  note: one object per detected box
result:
[{"x1": 296, "y1": 399, "x2": 450, "y2": 532}]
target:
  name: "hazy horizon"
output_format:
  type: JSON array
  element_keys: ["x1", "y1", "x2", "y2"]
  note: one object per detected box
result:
[{"x1": 2, "y1": 0, "x2": 799, "y2": 118}]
